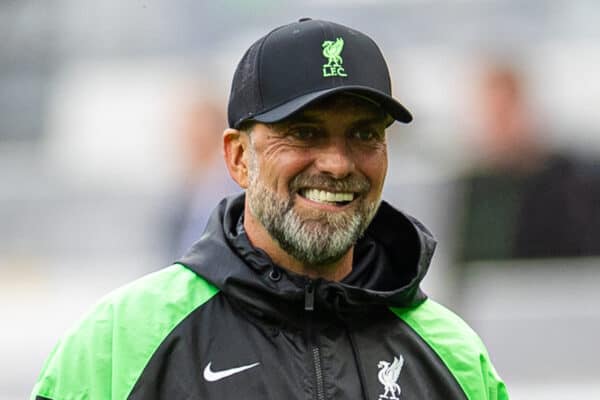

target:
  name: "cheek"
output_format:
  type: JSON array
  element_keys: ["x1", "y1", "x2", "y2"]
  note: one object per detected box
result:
[
  {"x1": 357, "y1": 148, "x2": 388, "y2": 190},
  {"x1": 259, "y1": 149, "x2": 313, "y2": 191}
]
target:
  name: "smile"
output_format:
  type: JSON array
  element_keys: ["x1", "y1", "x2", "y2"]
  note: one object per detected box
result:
[{"x1": 299, "y1": 188, "x2": 355, "y2": 205}]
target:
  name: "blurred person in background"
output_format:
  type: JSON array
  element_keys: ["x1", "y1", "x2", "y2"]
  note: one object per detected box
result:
[
  {"x1": 166, "y1": 94, "x2": 240, "y2": 260},
  {"x1": 456, "y1": 62, "x2": 600, "y2": 262},
  {"x1": 31, "y1": 18, "x2": 507, "y2": 400}
]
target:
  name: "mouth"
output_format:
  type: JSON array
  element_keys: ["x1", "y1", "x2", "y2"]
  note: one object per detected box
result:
[{"x1": 298, "y1": 188, "x2": 356, "y2": 206}]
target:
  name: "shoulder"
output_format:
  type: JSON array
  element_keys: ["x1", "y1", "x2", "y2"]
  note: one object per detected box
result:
[
  {"x1": 392, "y1": 299, "x2": 484, "y2": 351},
  {"x1": 98, "y1": 263, "x2": 218, "y2": 313},
  {"x1": 391, "y1": 299, "x2": 509, "y2": 400},
  {"x1": 31, "y1": 264, "x2": 219, "y2": 400},
  {"x1": 66, "y1": 264, "x2": 219, "y2": 343}
]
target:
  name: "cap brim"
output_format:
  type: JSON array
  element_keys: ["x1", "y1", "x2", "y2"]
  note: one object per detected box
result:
[{"x1": 251, "y1": 86, "x2": 413, "y2": 125}]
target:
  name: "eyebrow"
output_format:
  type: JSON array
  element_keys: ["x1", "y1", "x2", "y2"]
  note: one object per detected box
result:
[{"x1": 349, "y1": 116, "x2": 390, "y2": 126}]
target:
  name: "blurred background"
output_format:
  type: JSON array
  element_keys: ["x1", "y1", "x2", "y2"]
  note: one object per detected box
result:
[{"x1": 2, "y1": 1, "x2": 599, "y2": 399}]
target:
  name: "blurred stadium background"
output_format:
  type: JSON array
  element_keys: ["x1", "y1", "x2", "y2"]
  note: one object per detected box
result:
[{"x1": 1, "y1": 1, "x2": 599, "y2": 399}]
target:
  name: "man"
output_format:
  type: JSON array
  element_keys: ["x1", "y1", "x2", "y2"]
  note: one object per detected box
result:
[
  {"x1": 32, "y1": 18, "x2": 508, "y2": 399},
  {"x1": 456, "y1": 62, "x2": 600, "y2": 262}
]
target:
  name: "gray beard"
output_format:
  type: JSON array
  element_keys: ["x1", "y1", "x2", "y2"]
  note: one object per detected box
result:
[{"x1": 246, "y1": 147, "x2": 380, "y2": 267}]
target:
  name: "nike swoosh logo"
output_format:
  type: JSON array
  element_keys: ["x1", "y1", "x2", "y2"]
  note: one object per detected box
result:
[{"x1": 203, "y1": 361, "x2": 260, "y2": 382}]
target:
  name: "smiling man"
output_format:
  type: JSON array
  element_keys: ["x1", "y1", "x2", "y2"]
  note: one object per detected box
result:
[
  {"x1": 32, "y1": 19, "x2": 508, "y2": 400},
  {"x1": 231, "y1": 95, "x2": 389, "y2": 281}
]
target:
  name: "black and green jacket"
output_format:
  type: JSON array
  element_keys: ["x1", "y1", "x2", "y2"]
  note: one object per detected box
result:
[{"x1": 32, "y1": 194, "x2": 508, "y2": 400}]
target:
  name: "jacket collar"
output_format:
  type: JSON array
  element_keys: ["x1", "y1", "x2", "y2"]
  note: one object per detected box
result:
[{"x1": 178, "y1": 193, "x2": 435, "y2": 317}]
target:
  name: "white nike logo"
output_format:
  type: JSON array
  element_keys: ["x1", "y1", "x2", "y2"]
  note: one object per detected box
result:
[{"x1": 203, "y1": 361, "x2": 260, "y2": 382}]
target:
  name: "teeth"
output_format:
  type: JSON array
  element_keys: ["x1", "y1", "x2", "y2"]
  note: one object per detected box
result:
[{"x1": 302, "y1": 188, "x2": 354, "y2": 203}]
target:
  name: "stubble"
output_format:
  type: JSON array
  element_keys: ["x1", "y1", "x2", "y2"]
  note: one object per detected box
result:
[{"x1": 245, "y1": 142, "x2": 380, "y2": 267}]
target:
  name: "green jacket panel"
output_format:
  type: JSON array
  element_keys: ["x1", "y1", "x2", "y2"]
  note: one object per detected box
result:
[
  {"x1": 31, "y1": 264, "x2": 219, "y2": 400},
  {"x1": 392, "y1": 300, "x2": 509, "y2": 400}
]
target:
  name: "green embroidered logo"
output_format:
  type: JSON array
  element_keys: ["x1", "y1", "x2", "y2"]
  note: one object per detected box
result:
[{"x1": 322, "y1": 38, "x2": 347, "y2": 77}]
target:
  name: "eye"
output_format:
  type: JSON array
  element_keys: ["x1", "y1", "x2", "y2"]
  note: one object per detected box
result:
[
  {"x1": 289, "y1": 126, "x2": 319, "y2": 141},
  {"x1": 352, "y1": 128, "x2": 382, "y2": 142}
]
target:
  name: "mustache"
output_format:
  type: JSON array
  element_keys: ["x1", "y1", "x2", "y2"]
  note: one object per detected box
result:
[{"x1": 290, "y1": 173, "x2": 371, "y2": 193}]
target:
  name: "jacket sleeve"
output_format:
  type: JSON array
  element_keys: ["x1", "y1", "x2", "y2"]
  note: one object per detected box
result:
[
  {"x1": 30, "y1": 264, "x2": 219, "y2": 400},
  {"x1": 30, "y1": 298, "x2": 119, "y2": 400},
  {"x1": 392, "y1": 300, "x2": 509, "y2": 400},
  {"x1": 480, "y1": 345, "x2": 509, "y2": 400}
]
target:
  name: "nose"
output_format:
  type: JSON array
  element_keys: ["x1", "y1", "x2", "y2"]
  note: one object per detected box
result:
[{"x1": 313, "y1": 137, "x2": 355, "y2": 179}]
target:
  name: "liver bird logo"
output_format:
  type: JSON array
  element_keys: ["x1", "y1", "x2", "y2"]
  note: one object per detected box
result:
[
  {"x1": 377, "y1": 355, "x2": 404, "y2": 399},
  {"x1": 321, "y1": 37, "x2": 347, "y2": 77}
]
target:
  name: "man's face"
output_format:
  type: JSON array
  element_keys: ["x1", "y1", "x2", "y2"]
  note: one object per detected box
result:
[{"x1": 244, "y1": 94, "x2": 390, "y2": 267}]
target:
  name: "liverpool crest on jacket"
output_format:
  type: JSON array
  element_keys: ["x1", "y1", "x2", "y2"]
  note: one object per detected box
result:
[{"x1": 377, "y1": 355, "x2": 404, "y2": 399}]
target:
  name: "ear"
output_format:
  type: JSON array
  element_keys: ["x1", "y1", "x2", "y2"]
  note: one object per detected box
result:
[{"x1": 223, "y1": 128, "x2": 250, "y2": 188}]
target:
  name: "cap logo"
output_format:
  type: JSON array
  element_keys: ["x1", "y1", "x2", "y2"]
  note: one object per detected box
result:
[{"x1": 321, "y1": 38, "x2": 348, "y2": 77}]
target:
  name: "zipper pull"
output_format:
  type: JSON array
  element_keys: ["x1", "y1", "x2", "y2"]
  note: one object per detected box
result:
[{"x1": 305, "y1": 281, "x2": 315, "y2": 311}]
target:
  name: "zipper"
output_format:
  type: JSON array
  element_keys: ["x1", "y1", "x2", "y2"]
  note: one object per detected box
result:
[
  {"x1": 312, "y1": 346, "x2": 326, "y2": 400},
  {"x1": 305, "y1": 281, "x2": 325, "y2": 400},
  {"x1": 305, "y1": 280, "x2": 315, "y2": 311}
]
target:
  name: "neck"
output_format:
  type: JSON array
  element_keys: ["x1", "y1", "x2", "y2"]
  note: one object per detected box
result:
[{"x1": 243, "y1": 207, "x2": 353, "y2": 282}]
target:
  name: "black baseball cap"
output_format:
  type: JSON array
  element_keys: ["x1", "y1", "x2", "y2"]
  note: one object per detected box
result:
[{"x1": 227, "y1": 18, "x2": 412, "y2": 129}]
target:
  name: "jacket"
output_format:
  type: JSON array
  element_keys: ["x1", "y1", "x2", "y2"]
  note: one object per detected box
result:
[{"x1": 32, "y1": 194, "x2": 509, "y2": 400}]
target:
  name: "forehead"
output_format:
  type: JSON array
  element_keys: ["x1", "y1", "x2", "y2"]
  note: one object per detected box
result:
[{"x1": 286, "y1": 93, "x2": 389, "y2": 123}]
